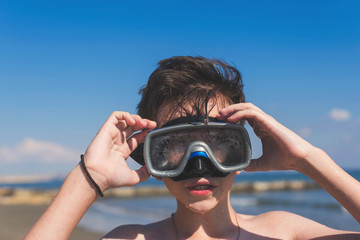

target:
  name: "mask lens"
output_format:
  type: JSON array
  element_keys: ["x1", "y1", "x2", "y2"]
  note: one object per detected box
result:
[
  {"x1": 210, "y1": 128, "x2": 245, "y2": 166},
  {"x1": 148, "y1": 125, "x2": 246, "y2": 172},
  {"x1": 150, "y1": 132, "x2": 188, "y2": 170}
]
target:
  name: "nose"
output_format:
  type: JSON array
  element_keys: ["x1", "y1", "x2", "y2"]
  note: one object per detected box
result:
[
  {"x1": 192, "y1": 157, "x2": 209, "y2": 174},
  {"x1": 189, "y1": 152, "x2": 210, "y2": 174},
  {"x1": 170, "y1": 151, "x2": 228, "y2": 181}
]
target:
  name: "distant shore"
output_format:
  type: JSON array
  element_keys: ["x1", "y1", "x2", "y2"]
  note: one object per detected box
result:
[
  {"x1": 0, "y1": 179, "x2": 320, "y2": 205},
  {"x1": 106, "y1": 179, "x2": 320, "y2": 198},
  {"x1": 0, "y1": 174, "x2": 58, "y2": 184}
]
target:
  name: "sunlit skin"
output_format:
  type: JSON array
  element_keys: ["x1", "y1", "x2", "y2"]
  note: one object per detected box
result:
[
  {"x1": 25, "y1": 99, "x2": 360, "y2": 240},
  {"x1": 152, "y1": 101, "x2": 242, "y2": 239}
]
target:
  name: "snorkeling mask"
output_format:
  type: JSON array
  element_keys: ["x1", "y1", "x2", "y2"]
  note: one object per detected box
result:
[{"x1": 131, "y1": 116, "x2": 252, "y2": 181}]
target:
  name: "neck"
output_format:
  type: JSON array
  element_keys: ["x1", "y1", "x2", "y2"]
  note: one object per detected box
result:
[{"x1": 173, "y1": 193, "x2": 240, "y2": 239}]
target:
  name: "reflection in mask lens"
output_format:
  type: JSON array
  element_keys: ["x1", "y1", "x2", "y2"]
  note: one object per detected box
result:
[{"x1": 149, "y1": 127, "x2": 245, "y2": 171}]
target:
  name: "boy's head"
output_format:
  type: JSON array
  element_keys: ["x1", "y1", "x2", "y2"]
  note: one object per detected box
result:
[
  {"x1": 131, "y1": 56, "x2": 251, "y2": 179},
  {"x1": 137, "y1": 56, "x2": 245, "y2": 124}
]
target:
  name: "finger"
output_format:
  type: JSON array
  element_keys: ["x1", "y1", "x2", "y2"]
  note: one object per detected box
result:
[
  {"x1": 116, "y1": 115, "x2": 155, "y2": 140},
  {"x1": 219, "y1": 103, "x2": 263, "y2": 118},
  {"x1": 100, "y1": 112, "x2": 130, "y2": 133},
  {"x1": 116, "y1": 115, "x2": 142, "y2": 138},
  {"x1": 110, "y1": 111, "x2": 136, "y2": 127},
  {"x1": 130, "y1": 115, "x2": 157, "y2": 132},
  {"x1": 221, "y1": 107, "x2": 276, "y2": 141},
  {"x1": 127, "y1": 166, "x2": 151, "y2": 186},
  {"x1": 143, "y1": 118, "x2": 157, "y2": 129},
  {"x1": 224, "y1": 108, "x2": 266, "y2": 124},
  {"x1": 126, "y1": 129, "x2": 152, "y2": 153},
  {"x1": 104, "y1": 112, "x2": 136, "y2": 138},
  {"x1": 125, "y1": 117, "x2": 156, "y2": 140},
  {"x1": 136, "y1": 165, "x2": 151, "y2": 182}
]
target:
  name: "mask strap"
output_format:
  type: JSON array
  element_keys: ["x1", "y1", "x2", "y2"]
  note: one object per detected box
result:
[{"x1": 163, "y1": 116, "x2": 220, "y2": 127}]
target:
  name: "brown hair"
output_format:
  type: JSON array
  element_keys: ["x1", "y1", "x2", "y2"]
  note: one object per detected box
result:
[{"x1": 137, "y1": 56, "x2": 245, "y2": 122}]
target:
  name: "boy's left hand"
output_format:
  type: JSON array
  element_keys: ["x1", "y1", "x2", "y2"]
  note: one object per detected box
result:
[{"x1": 218, "y1": 103, "x2": 315, "y2": 173}]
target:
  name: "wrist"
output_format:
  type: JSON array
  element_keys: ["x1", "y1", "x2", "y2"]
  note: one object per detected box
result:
[
  {"x1": 85, "y1": 168, "x2": 108, "y2": 195},
  {"x1": 79, "y1": 154, "x2": 108, "y2": 197},
  {"x1": 294, "y1": 146, "x2": 328, "y2": 176}
]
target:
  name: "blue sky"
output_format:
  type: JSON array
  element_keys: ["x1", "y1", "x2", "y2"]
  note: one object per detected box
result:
[{"x1": 0, "y1": 0, "x2": 359, "y2": 176}]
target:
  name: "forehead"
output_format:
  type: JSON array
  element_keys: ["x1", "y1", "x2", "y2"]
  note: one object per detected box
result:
[{"x1": 155, "y1": 99, "x2": 229, "y2": 128}]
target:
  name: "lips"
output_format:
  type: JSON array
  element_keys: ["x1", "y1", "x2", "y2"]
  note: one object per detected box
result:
[
  {"x1": 186, "y1": 179, "x2": 216, "y2": 195},
  {"x1": 192, "y1": 184, "x2": 213, "y2": 190}
]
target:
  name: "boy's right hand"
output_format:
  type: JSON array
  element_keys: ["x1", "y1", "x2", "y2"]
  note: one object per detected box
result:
[{"x1": 82, "y1": 111, "x2": 157, "y2": 193}]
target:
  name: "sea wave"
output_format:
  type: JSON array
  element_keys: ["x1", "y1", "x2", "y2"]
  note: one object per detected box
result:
[
  {"x1": 78, "y1": 188, "x2": 360, "y2": 234},
  {"x1": 93, "y1": 201, "x2": 170, "y2": 220}
]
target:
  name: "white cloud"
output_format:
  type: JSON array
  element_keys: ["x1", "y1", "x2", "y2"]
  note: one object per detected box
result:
[
  {"x1": 0, "y1": 147, "x2": 17, "y2": 162},
  {"x1": 329, "y1": 108, "x2": 351, "y2": 122},
  {"x1": 0, "y1": 138, "x2": 78, "y2": 163}
]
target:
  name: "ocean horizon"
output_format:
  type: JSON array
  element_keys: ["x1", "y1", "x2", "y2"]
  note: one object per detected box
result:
[{"x1": 1, "y1": 168, "x2": 359, "y2": 190}]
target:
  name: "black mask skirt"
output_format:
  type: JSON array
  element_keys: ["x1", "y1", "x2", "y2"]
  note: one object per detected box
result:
[{"x1": 170, "y1": 155, "x2": 228, "y2": 181}]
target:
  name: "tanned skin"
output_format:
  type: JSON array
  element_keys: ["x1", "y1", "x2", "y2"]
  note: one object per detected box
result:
[{"x1": 26, "y1": 103, "x2": 360, "y2": 240}]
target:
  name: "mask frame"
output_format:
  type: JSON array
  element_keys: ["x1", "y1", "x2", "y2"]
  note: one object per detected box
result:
[{"x1": 131, "y1": 116, "x2": 252, "y2": 178}]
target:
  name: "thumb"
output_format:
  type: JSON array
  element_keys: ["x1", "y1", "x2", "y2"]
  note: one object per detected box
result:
[
  {"x1": 244, "y1": 157, "x2": 266, "y2": 172},
  {"x1": 134, "y1": 165, "x2": 151, "y2": 183}
]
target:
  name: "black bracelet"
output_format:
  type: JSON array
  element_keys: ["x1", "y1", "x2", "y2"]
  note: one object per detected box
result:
[{"x1": 80, "y1": 154, "x2": 104, "y2": 197}]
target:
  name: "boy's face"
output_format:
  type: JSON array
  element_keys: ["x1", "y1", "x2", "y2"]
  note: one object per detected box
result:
[{"x1": 156, "y1": 99, "x2": 240, "y2": 212}]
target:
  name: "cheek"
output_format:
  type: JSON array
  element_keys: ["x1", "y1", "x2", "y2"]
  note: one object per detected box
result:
[
  {"x1": 163, "y1": 178, "x2": 181, "y2": 196},
  {"x1": 163, "y1": 178, "x2": 172, "y2": 187},
  {"x1": 217, "y1": 173, "x2": 237, "y2": 197}
]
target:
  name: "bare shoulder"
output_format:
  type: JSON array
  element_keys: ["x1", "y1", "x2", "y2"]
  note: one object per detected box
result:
[
  {"x1": 245, "y1": 210, "x2": 310, "y2": 223},
  {"x1": 238, "y1": 211, "x2": 302, "y2": 239},
  {"x1": 101, "y1": 217, "x2": 173, "y2": 240},
  {"x1": 239, "y1": 211, "x2": 360, "y2": 240}
]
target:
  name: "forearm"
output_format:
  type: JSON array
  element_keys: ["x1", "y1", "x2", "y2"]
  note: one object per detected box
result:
[
  {"x1": 25, "y1": 164, "x2": 100, "y2": 240},
  {"x1": 298, "y1": 147, "x2": 360, "y2": 223}
]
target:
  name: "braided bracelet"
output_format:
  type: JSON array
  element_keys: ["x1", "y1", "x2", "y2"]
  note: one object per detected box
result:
[{"x1": 80, "y1": 154, "x2": 104, "y2": 197}]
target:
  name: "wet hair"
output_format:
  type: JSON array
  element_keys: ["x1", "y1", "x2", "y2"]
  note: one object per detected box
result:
[{"x1": 137, "y1": 56, "x2": 245, "y2": 122}]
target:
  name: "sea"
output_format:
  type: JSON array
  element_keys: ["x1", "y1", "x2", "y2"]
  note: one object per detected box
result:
[{"x1": 2, "y1": 170, "x2": 360, "y2": 234}]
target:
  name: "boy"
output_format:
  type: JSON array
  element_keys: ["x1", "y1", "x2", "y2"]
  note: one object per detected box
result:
[{"x1": 26, "y1": 56, "x2": 360, "y2": 239}]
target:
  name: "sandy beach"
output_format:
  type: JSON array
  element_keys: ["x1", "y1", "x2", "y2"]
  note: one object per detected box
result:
[{"x1": 0, "y1": 204, "x2": 104, "y2": 240}]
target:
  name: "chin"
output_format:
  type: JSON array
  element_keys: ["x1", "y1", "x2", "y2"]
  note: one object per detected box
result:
[{"x1": 184, "y1": 198, "x2": 220, "y2": 214}]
